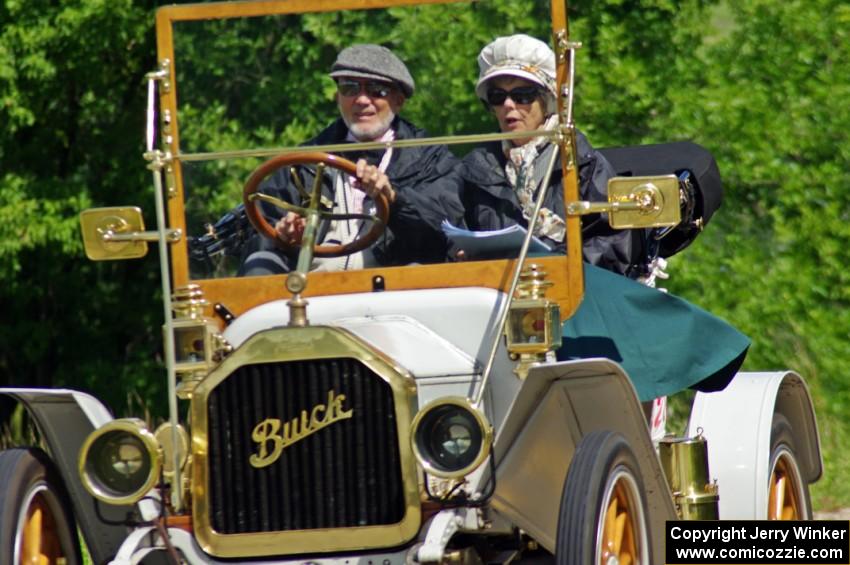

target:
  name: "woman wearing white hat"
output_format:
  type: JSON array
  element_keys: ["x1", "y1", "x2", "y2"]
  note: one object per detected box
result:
[
  {"x1": 450, "y1": 34, "x2": 640, "y2": 275},
  {"x1": 434, "y1": 34, "x2": 752, "y2": 411}
]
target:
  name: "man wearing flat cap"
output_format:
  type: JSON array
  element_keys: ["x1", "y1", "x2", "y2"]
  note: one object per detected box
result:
[{"x1": 240, "y1": 44, "x2": 457, "y2": 274}]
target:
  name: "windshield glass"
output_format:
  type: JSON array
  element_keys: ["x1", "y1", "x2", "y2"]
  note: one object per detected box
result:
[{"x1": 164, "y1": 1, "x2": 564, "y2": 280}]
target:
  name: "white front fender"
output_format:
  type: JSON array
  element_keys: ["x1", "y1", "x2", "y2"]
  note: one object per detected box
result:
[
  {"x1": 687, "y1": 371, "x2": 821, "y2": 519},
  {"x1": 490, "y1": 358, "x2": 676, "y2": 559}
]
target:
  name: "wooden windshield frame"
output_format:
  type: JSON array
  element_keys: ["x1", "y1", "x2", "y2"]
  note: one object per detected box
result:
[{"x1": 155, "y1": 0, "x2": 583, "y2": 323}]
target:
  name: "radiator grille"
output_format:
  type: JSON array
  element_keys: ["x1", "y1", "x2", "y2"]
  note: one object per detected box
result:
[{"x1": 206, "y1": 357, "x2": 404, "y2": 534}]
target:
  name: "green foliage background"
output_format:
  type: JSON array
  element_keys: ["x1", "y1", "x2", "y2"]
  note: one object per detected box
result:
[{"x1": 1, "y1": 0, "x2": 848, "y2": 509}]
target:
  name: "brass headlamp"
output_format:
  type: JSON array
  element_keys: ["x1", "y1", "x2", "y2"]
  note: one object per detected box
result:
[
  {"x1": 411, "y1": 397, "x2": 493, "y2": 479},
  {"x1": 79, "y1": 418, "x2": 161, "y2": 505}
]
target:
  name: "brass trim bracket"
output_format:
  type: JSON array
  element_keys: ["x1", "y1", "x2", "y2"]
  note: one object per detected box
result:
[
  {"x1": 143, "y1": 149, "x2": 174, "y2": 172},
  {"x1": 145, "y1": 58, "x2": 171, "y2": 94}
]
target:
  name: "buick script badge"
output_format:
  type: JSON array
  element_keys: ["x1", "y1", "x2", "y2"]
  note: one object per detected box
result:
[{"x1": 249, "y1": 389, "x2": 354, "y2": 468}]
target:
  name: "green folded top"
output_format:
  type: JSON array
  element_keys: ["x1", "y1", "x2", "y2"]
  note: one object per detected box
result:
[{"x1": 558, "y1": 264, "x2": 750, "y2": 401}]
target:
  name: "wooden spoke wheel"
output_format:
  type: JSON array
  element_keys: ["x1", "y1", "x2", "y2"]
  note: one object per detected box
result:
[
  {"x1": 557, "y1": 431, "x2": 650, "y2": 565},
  {"x1": 768, "y1": 414, "x2": 811, "y2": 520},
  {"x1": 243, "y1": 151, "x2": 389, "y2": 258},
  {"x1": 0, "y1": 448, "x2": 81, "y2": 565}
]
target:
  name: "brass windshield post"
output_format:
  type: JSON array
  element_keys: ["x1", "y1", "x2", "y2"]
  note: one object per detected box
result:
[
  {"x1": 144, "y1": 149, "x2": 183, "y2": 512},
  {"x1": 142, "y1": 60, "x2": 186, "y2": 510}
]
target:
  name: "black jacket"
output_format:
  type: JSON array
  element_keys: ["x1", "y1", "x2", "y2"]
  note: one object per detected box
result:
[
  {"x1": 242, "y1": 116, "x2": 458, "y2": 270},
  {"x1": 427, "y1": 132, "x2": 642, "y2": 276}
]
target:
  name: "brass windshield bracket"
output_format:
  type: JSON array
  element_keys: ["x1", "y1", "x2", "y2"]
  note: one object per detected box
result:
[
  {"x1": 144, "y1": 149, "x2": 177, "y2": 198},
  {"x1": 554, "y1": 30, "x2": 568, "y2": 63},
  {"x1": 554, "y1": 31, "x2": 582, "y2": 64},
  {"x1": 144, "y1": 149, "x2": 174, "y2": 171},
  {"x1": 145, "y1": 58, "x2": 171, "y2": 93},
  {"x1": 553, "y1": 31, "x2": 581, "y2": 62},
  {"x1": 554, "y1": 38, "x2": 581, "y2": 127},
  {"x1": 557, "y1": 123, "x2": 575, "y2": 169}
]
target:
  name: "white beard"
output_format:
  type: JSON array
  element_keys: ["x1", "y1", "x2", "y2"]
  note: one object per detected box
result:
[{"x1": 343, "y1": 110, "x2": 396, "y2": 141}]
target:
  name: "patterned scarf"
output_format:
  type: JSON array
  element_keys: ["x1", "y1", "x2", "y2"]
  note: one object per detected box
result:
[{"x1": 502, "y1": 114, "x2": 565, "y2": 242}]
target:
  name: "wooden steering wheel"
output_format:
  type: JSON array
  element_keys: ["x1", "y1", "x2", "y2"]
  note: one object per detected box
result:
[{"x1": 243, "y1": 151, "x2": 390, "y2": 258}]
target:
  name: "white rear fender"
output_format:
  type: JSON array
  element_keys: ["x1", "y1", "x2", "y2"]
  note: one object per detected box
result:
[{"x1": 686, "y1": 371, "x2": 821, "y2": 519}]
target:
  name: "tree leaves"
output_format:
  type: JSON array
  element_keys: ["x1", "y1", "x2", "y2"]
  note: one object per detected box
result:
[
  {"x1": 1, "y1": 0, "x2": 849, "y2": 507},
  {"x1": 654, "y1": 0, "x2": 850, "y2": 507}
]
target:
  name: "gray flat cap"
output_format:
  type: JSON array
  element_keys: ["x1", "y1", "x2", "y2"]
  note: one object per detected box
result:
[{"x1": 329, "y1": 44, "x2": 415, "y2": 98}]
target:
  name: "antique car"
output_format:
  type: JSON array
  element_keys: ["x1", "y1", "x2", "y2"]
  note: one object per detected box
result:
[{"x1": 0, "y1": 0, "x2": 821, "y2": 564}]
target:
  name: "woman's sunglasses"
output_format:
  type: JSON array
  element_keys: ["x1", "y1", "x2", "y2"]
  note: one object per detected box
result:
[
  {"x1": 337, "y1": 79, "x2": 395, "y2": 99},
  {"x1": 486, "y1": 86, "x2": 541, "y2": 106}
]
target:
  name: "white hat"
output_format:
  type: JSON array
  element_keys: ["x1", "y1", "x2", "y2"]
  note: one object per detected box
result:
[{"x1": 475, "y1": 34, "x2": 557, "y2": 112}]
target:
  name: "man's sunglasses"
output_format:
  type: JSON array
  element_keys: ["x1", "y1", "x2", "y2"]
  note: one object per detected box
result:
[
  {"x1": 337, "y1": 79, "x2": 395, "y2": 99},
  {"x1": 486, "y1": 86, "x2": 541, "y2": 106}
]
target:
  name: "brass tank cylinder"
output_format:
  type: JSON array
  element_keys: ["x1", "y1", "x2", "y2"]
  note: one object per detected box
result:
[{"x1": 659, "y1": 433, "x2": 719, "y2": 520}]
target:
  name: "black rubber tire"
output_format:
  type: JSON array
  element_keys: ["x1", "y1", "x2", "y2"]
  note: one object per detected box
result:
[
  {"x1": 768, "y1": 413, "x2": 812, "y2": 520},
  {"x1": 0, "y1": 448, "x2": 81, "y2": 565},
  {"x1": 555, "y1": 430, "x2": 650, "y2": 565}
]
